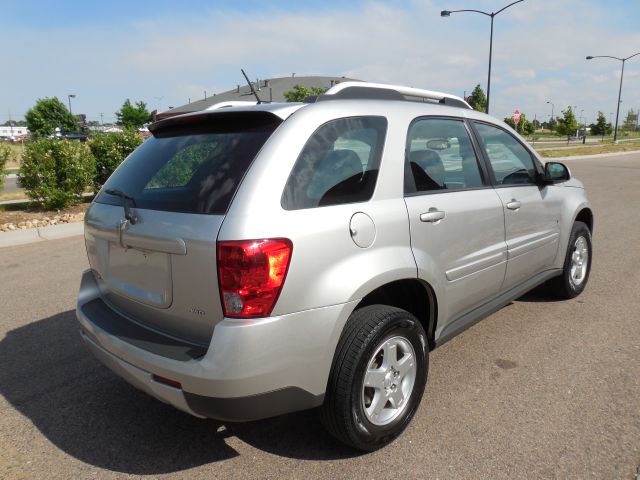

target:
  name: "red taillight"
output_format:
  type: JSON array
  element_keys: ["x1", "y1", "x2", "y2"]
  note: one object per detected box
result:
[{"x1": 217, "y1": 238, "x2": 293, "y2": 318}]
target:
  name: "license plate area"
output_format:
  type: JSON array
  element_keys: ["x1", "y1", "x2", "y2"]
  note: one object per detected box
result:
[{"x1": 106, "y1": 244, "x2": 173, "y2": 308}]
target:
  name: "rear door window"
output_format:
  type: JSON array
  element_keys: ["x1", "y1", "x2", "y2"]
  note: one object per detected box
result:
[
  {"x1": 96, "y1": 112, "x2": 280, "y2": 215},
  {"x1": 281, "y1": 116, "x2": 387, "y2": 210},
  {"x1": 405, "y1": 117, "x2": 485, "y2": 194}
]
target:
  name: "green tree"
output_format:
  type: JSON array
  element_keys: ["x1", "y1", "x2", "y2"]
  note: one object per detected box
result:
[
  {"x1": 467, "y1": 84, "x2": 487, "y2": 113},
  {"x1": 542, "y1": 118, "x2": 557, "y2": 131},
  {"x1": 556, "y1": 107, "x2": 579, "y2": 138},
  {"x1": 589, "y1": 111, "x2": 611, "y2": 136},
  {"x1": 115, "y1": 99, "x2": 151, "y2": 129},
  {"x1": 20, "y1": 139, "x2": 95, "y2": 209},
  {"x1": 503, "y1": 112, "x2": 534, "y2": 135},
  {"x1": 88, "y1": 131, "x2": 143, "y2": 189},
  {"x1": 25, "y1": 97, "x2": 78, "y2": 137},
  {"x1": 283, "y1": 85, "x2": 327, "y2": 102},
  {"x1": 622, "y1": 109, "x2": 638, "y2": 132},
  {"x1": 606, "y1": 122, "x2": 614, "y2": 135},
  {"x1": 3, "y1": 120, "x2": 27, "y2": 127}
]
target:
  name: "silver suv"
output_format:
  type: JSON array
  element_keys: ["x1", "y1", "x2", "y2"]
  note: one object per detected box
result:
[{"x1": 76, "y1": 82, "x2": 593, "y2": 450}]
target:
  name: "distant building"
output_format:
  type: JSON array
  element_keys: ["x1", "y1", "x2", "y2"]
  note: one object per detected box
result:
[
  {"x1": 155, "y1": 75, "x2": 359, "y2": 120},
  {"x1": 0, "y1": 126, "x2": 29, "y2": 139}
]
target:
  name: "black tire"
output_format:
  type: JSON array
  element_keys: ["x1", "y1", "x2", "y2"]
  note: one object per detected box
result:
[
  {"x1": 319, "y1": 305, "x2": 428, "y2": 451},
  {"x1": 546, "y1": 221, "x2": 592, "y2": 299}
]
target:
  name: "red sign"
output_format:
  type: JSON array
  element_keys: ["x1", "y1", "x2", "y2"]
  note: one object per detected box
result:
[{"x1": 513, "y1": 109, "x2": 521, "y2": 124}]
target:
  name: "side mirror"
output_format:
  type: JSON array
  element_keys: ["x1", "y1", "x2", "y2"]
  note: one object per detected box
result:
[{"x1": 542, "y1": 162, "x2": 570, "y2": 184}]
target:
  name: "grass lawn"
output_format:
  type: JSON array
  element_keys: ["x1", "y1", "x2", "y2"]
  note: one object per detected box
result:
[
  {"x1": 2, "y1": 143, "x2": 24, "y2": 169},
  {"x1": 0, "y1": 191, "x2": 28, "y2": 202},
  {"x1": 537, "y1": 142, "x2": 640, "y2": 158}
]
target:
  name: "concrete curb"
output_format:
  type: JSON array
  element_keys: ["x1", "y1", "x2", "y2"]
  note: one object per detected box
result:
[{"x1": 0, "y1": 221, "x2": 83, "y2": 248}]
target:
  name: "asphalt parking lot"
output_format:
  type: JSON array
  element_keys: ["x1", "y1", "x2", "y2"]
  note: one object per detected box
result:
[{"x1": 0, "y1": 153, "x2": 639, "y2": 479}]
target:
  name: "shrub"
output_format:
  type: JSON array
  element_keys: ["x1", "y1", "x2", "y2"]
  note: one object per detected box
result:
[
  {"x1": 88, "y1": 130, "x2": 143, "y2": 189},
  {"x1": 20, "y1": 139, "x2": 95, "y2": 209},
  {"x1": 0, "y1": 143, "x2": 13, "y2": 192}
]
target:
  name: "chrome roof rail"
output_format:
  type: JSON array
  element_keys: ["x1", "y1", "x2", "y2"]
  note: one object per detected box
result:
[{"x1": 317, "y1": 81, "x2": 472, "y2": 110}]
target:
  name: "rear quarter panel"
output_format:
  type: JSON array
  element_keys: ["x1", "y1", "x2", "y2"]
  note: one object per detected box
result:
[{"x1": 219, "y1": 101, "x2": 421, "y2": 315}]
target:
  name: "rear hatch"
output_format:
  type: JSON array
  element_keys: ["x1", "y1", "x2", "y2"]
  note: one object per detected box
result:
[{"x1": 84, "y1": 111, "x2": 282, "y2": 346}]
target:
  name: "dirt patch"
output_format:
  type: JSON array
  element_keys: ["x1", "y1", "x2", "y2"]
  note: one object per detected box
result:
[{"x1": 0, "y1": 203, "x2": 89, "y2": 232}]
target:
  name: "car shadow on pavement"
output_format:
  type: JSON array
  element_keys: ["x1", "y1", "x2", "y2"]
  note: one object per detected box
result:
[
  {"x1": 516, "y1": 283, "x2": 566, "y2": 303},
  {"x1": 0, "y1": 311, "x2": 358, "y2": 475}
]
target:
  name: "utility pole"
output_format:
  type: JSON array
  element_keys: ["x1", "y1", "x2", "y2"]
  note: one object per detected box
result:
[
  {"x1": 68, "y1": 94, "x2": 76, "y2": 114},
  {"x1": 153, "y1": 96, "x2": 164, "y2": 112}
]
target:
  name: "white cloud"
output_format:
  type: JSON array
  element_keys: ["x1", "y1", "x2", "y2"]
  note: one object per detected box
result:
[
  {"x1": 1, "y1": 0, "x2": 639, "y2": 123},
  {"x1": 512, "y1": 69, "x2": 536, "y2": 80}
]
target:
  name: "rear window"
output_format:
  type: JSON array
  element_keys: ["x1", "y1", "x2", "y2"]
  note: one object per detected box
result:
[{"x1": 96, "y1": 112, "x2": 280, "y2": 215}]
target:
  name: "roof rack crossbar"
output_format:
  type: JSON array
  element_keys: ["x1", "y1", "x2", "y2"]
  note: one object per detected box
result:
[{"x1": 320, "y1": 81, "x2": 472, "y2": 110}]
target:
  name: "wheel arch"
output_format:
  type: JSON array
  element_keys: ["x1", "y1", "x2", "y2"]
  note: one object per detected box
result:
[
  {"x1": 574, "y1": 207, "x2": 594, "y2": 234},
  {"x1": 354, "y1": 279, "x2": 438, "y2": 350}
]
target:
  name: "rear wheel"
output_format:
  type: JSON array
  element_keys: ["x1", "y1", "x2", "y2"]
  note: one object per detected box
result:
[
  {"x1": 547, "y1": 221, "x2": 592, "y2": 299},
  {"x1": 319, "y1": 305, "x2": 428, "y2": 451}
]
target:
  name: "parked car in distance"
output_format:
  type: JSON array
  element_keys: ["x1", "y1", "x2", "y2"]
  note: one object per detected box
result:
[
  {"x1": 76, "y1": 82, "x2": 593, "y2": 451},
  {"x1": 60, "y1": 131, "x2": 91, "y2": 142}
]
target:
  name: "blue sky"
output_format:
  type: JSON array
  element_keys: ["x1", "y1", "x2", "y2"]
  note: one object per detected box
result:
[{"x1": 1, "y1": 0, "x2": 639, "y2": 125}]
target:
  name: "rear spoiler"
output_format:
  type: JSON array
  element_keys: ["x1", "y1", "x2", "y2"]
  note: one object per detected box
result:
[{"x1": 149, "y1": 110, "x2": 283, "y2": 137}]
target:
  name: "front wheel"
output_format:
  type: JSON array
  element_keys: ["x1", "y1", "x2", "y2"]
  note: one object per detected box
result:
[
  {"x1": 319, "y1": 305, "x2": 428, "y2": 451},
  {"x1": 547, "y1": 221, "x2": 592, "y2": 299}
]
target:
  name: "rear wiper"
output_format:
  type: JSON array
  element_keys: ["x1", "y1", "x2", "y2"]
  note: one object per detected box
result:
[{"x1": 105, "y1": 189, "x2": 138, "y2": 224}]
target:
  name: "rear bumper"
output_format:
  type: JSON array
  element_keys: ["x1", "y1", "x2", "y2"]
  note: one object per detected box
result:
[{"x1": 76, "y1": 269, "x2": 356, "y2": 421}]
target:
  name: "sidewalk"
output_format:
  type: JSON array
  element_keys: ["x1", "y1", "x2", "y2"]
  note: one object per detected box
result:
[{"x1": 0, "y1": 221, "x2": 83, "y2": 248}]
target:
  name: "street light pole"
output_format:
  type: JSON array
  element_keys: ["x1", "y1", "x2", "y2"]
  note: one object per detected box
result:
[
  {"x1": 487, "y1": 15, "x2": 494, "y2": 114},
  {"x1": 67, "y1": 94, "x2": 76, "y2": 115},
  {"x1": 546, "y1": 101, "x2": 554, "y2": 124},
  {"x1": 586, "y1": 52, "x2": 640, "y2": 143},
  {"x1": 614, "y1": 61, "x2": 625, "y2": 143},
  {"x1": 441, "y1": 0, "x2": 524, "y2": 114}
]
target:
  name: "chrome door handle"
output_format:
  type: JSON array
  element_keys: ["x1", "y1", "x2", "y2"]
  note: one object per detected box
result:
[
  {"x1": 506, "y1": 200, "x2": 522, "y2": 210},
  {"x1": 420, "y1": 209, "x2": 445, "y2": 223}
]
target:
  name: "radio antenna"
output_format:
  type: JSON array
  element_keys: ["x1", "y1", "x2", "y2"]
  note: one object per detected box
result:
[{"x1": 241, "y1": 69, "x2": 262, "y2": 104}]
